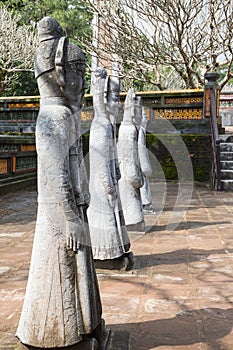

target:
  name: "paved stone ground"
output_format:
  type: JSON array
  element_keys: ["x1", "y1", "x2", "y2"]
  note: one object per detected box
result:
[{"x1": 1, "y1": 182, "x2": 233, "y2": 350}]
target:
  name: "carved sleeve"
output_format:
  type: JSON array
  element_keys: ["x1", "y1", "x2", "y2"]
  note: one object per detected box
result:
[
  {"x1": 37, "y1": 109, "x2": 80, "y2": 222},
  {"x1": 118, "y1": 125, "x2": 144, "y2": 188},
  {"x1": 69, "y1": 138, "x2": 90, "y2": 206},
  {"x1": 89, "y1": 123, "x2": 115, "y2": 195}
]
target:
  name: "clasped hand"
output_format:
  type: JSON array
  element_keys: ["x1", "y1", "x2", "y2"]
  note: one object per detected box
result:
[
  {"x1": 108, "y1": 190, "x2": 117, "y2": 208},
  {"x1": 66, "y1": 219, "x2": 86, "y2": 252}
]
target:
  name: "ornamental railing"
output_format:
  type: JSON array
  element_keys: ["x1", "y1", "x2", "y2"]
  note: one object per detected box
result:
[
  {"x1": 0, "y1": 89, "x2": 231, "y2": 125},
  {"x1": 0, "y1": 135, "x2": 36, "y2": 178},
  {"x1": 0, "y1": 86, "x2": 230, "y2": 186}
]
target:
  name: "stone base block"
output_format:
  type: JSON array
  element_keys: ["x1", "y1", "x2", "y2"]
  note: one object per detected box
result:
[
  {"x1": 143, "y1": 204, "x2": 156, "y2": 214},
  {"x1": 126, "y1": 220, "x2": 145, "y2": 233},
  {"x1": 143, "y1": 208, "x2": 156, "y2": 215},
  {"x1": 94, "y1": 251, "x2": 134, "y2": 271},
  {"x1": 17, "y1": 319, "x2": 110, "y2": 350},
  {"x1": 17, "y1": 338, "x2": 98, "y2": 350}
]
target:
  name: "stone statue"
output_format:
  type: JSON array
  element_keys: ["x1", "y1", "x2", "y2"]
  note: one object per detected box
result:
[
  {"x1": 87, "y1": 67, "x2": 133, "y2": 270},
  {"x1": 118, "y1": 88, "x2": 145, "y2": 232},
  {"x1": 138, "y1": 107, "x2": 154, "y2": 213},
  {"x1": 16, "y1": 17, "x2": 108, "y2": 350}
]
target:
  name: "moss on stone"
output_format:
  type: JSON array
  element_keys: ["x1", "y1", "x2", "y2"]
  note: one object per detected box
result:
[{"x1": 146, "y1": 134, "x2": 212, "y2": 181}]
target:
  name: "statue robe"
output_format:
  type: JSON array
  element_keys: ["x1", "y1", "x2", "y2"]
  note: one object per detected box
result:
[
  {"x1": 16, "y1": 99, "x2": 102, "y2": 348},
  {"x1": 117, "y1": 123, "x2": 144, "y2": 226},
  {"x1": 138, "y1": 125, "x2": 153, "y2": 206},
  {"x1": 87, "y1": 115, "x2": 130, "y2": 260}
]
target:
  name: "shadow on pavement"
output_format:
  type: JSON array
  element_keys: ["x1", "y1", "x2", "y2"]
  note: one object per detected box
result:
[
  {"x1": 109, "y1": 307, "x2": 233, "y2": 349},
  {"x1": 133, "y1": 248, "x2": 233, "y2": 269},
  {"x1": 146, "y1": 220, "x2": 232, "y2": 233}
]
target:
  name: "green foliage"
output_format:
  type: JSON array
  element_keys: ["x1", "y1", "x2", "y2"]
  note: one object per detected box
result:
[
  {"x1": 0, "y1": 0, "x2": 24, "y2": 11},
  {"x1": 2, "y1": 71, "x2": 39, "y2": 97},
  {"x1": 146, "y1": 134, "x2": 212, "y2": 182},
  {"x1": 0, "y1": 1, "x2": 93, "y2": 96},
  {"x1": 3, "y1": 0, "x2": 93, "y2": 45}
]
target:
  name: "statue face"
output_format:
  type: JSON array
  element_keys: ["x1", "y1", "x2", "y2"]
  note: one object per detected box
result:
[
  {"x1": 133, "y1": 104, "x2": 142, "y2": 126},
  {"x1": 63, "y1": 64, "x2": 87, "y2": 107},
  {"x1": 106, "y1": 87, "x2": 120, "y2": 117}
]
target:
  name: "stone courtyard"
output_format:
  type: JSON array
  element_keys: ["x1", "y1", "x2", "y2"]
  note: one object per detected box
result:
[{"x1": 1, "y1": 181, "x2": 233, "y2": 349}]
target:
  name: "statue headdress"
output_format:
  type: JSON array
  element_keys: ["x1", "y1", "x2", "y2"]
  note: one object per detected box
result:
[
  {"x1": 93, "y1": 67, "x2": 108, "y2": 106},
  {"x1": 93, "y1": 67, "x2": 120, "y2": 104},
  {"x1": 37, "y1": 16, "x2": 63, "y2": 42},
  {"x1": 123, "y1": 88, "x2": 142, "y2": 124},
  {"x1": 34, "y1": 16, "x2": 86, "y2": 88},
  {"x1": 141, "y1": 106, "x2": 148, "y2": 128},
  {"x1": 125, "y1": 87, "x2": 135, "y2": 104}
]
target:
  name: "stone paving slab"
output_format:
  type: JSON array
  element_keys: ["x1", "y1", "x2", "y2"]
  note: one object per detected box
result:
[{"x1": 1, "y1": 183, "x2": 233, "y2": 349}]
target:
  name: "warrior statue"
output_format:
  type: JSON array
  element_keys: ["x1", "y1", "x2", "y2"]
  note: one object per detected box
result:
[
  {"x1": 87, "y1": 67, "x2": 133, "y2": 270},
  {"x1": 138, "y1": 107, "x2": 154, "y2": 213},
  {"x1": 16, "y1": 17, "x2": 108, "y2": 350},
  {"x1": 118, "y1": 88, "x2": 145, "y2": 232}
]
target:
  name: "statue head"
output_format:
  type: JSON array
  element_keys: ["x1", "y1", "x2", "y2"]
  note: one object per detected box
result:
[
  {"x1": 61, "y1": 41, "x2": 87, "y2": 105},
  {"x1": 37, "y1": 16, "x2": 63, "y2": 42},
  {"x1": 93, "y1": 67, "x2": 107, "y2": 112},
  {"x1": 34, "y1": 17, "x2": 87, "y2": 107},
  {"x1": 141, "y1": 107, "x2": 148, "y2": 129},
  {"x1": 93, "y1": 67, "x2": 120, "y2": 118},
  {"x1": 123, "y1": 88, "x2": 142, "y2": 126},
  {"x1": 105, "y1": 77, "x2": 120, "y2": 119}
]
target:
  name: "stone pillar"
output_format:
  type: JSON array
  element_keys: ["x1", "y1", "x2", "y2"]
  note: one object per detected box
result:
[{"x1": 203, "y1": 71, "x2": 220, "y2": 119}]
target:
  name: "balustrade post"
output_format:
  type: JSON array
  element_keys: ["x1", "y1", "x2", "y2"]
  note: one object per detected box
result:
[
  {"x1": 203, "y1": 71, "x2": 220, "y2": 120},
  {"x1": 204, "y1": 71, "x2": 222, "y2": 190}
]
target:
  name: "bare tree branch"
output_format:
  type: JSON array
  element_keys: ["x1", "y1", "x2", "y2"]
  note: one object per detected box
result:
[
  {"x1": 0, "y1": 5, "x2": 38, "y2": 93},
  {"x1": 84, "y1": 0, "x2": 233, "y2": 90}
]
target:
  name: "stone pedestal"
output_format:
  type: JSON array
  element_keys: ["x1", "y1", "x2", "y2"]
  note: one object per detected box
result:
[
  {"x1": 143, "y1": 203, "x2": 156, "y2": 215},
  {"x1": 18, "y1": 320, "x2": 110, "y2": 350},
  {"x1": 18, "y1": 338, "x2": 98, "y2": 350},
  {"x1": 94, "y1": 252, "x2": 134, "y2": 271},
  {"x1": 126, "y1": 220, "x2": 145, "y2": 233}
]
